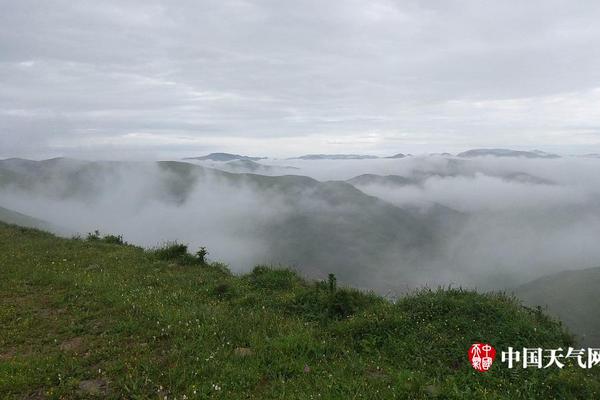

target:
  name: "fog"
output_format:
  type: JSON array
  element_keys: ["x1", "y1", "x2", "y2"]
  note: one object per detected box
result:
[{"x1": 1, "y1": 155, "x2": 600, "y2": 293}]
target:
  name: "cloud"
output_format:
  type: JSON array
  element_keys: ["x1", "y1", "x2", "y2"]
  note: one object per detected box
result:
[
  {"x1": 1, "y1": 1, "x2": 600, "y2": 158},
  {"x1": 2, "y1": 156, "x2": 600, "y2": 293}
]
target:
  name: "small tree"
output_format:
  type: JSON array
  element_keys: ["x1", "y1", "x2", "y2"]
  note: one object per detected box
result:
[
  {"x1": 196, "y1": 247, "x2": 208, "y2": 265},
  {"x1": 328, "y1": 273, "x2": 337, "y2": 294}
]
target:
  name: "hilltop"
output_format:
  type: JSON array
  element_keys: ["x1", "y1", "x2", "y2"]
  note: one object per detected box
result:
[
  {"x1": 183, "y1": 153, "x2": 266, "y2": 162},
  {"x1": 1, "y1": 222, "x2": 599, "y2": 399},
  {"x1": 290, "y1": 154, "x2": 379, "y2": 160},
  {"x1": 457, "y1": 149, "x2": 560, "y2": 159}
]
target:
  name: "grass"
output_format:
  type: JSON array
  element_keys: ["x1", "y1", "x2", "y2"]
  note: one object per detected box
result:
[{"x1": 0, "y1": 222, "x2": 599, "y2": 399}]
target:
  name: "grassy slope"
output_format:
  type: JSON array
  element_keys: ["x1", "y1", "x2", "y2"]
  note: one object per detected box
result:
[
  {"x1": 515, "y1": 267, "x2": 600, "y2": 346},
  {"x1": 0, "y1": 206, "x2": 53, "y2": 231},
  {"x1": 1, "y1": 223, "x2": 599, "y2": 399}
]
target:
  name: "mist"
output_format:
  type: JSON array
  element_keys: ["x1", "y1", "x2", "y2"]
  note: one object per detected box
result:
[{"x1": 1, "y1": 155, "x2": 600, "y2": 293}]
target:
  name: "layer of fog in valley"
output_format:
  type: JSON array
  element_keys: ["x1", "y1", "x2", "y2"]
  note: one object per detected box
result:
[{"x1": 1, "y1": 154, "x2": 600, "y2": 294}]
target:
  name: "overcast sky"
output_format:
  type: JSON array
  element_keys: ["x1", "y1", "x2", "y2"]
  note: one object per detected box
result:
[{"x1": 1, "y1": 0, "x2": 600, "y2": 159}]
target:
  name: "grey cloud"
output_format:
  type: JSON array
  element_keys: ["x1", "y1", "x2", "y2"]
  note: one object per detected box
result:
[{"x1": 1, "y1": 0, "x2": 600, "y2": 158}]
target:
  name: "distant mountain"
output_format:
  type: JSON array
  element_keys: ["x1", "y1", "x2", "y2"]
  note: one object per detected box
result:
[
  {"x1": 0, "y1": 158, "x2": 464, "y2": 289},
  {"x1": 385, "y1": 153, "x2": 406, "y2": 159},
  {"x1": 347, "y1": 170, "x2": 553, "y2": 189},
  {"x1": 500, "y1": 172, "x2": 554, "y2": 185},
  {"x1": 211, "y1": 159, "x2": 299, "y2": 175},
  {"x1": 183, "y1": 152, "x2": 266, "y2": 162},
  {"x1": 577, "y1": 154, "x2": 600, "y2": 159},
  {"x1": 290, "y1": 154, "x2": 379, "y2": 160},
  {"x1": 347, "y1": 174, "x2": 417, "y2": 186},
  {"x1": 457, "y1": 149, "x2": 560, "y2": 159},
  {"x1": 515, "y1": 267, "x2": 600, "y2": 346}
]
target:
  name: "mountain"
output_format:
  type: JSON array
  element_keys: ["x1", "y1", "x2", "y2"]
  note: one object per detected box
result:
[
  {"x1": 457, "y1": 149, "x2": 560, "y2": 159},
  {"x1": 0, "y1": 158, "x2": 464, "y2": 289},
  {"x1": 347, "y1": 174, "x2": 417, "y2": 187},
  {"x1": 347, "y1": 170, "x2": 553, "y2": 189},
  {"x1": 500, "y1": 172, "x2": 554, "y2": 185},
  {"x1": 385, "y1": 153, "x2": 406, "y2": 159},
  {"x1": 208, "y1": 159, "x2": 299, "y2": 175},
  {"x1": 514, "y1": 267, "x2": 600, "y2": 346},
  {"x1": 290, "y1": 154, "x2": 379, "y2": 160},
  {"x1": 0, "y1": 205, "x2": 54, "y2": 231},
  {"x1": 577, "y1": 154, "x2": 600, "y2": 159},
  {"x1": 183, "y1": 152, "x2": 266, "y2": 162},
  {"x1": 2, "y1": 222, "x2": 597, "y2": 399}
]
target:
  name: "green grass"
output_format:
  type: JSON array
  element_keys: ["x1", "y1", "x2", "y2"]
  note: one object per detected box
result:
[{"x1": 0, "y1": 222, "x2": 599, "y2": 399}]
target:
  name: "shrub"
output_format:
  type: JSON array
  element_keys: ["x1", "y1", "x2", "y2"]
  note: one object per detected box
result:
[
  {"x1": 212, "y1": 281, "x2": 236, "y2": 299},
  {"x1": 327, "y1": 289, "x2": 365, "y2": 319},
  {"x1": 247, "y1": 266, "x2": 300, "y2": 291},
  {"x1": 102, "y1": 234, "x2": 125, "y2": 245},
  {"x1": 86, "y1": 230, "x2": 126, "y2": 245},
  {"x1": 86, "y1": 230, "x2": 101, "y2": 241},
  {"x1": 196, "y1": 247, "x2": 208, "y2": 264},
  {"x1": 288, "y1": 274, "x2": 372, "y2": 320},
  {"x1": 152, "y1": 242, "x2": 209, "y2": 266},
  {"x1": 154, "y1": 242, "x2": 189, "y2": 260}
]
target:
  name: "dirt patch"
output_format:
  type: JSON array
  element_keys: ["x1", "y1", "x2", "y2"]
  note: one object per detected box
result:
[
  {"x1": 59, "y1": 337, "x2": 84, "y2": 352},
  {"x1": 79, "y1": 379, "x2": 108, "y2": 395},
  {"x1": 0, "y1": 347, "x2": 16, "y2": 360},
  {"x1": 24, "y1": 388, "x2": 47, "y2": 399},
  {"x1": 234, "y1": 347, "x2": 254, "y2": 357}
]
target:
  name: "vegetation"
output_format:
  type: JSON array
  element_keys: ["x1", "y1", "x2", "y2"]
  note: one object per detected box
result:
[
  {"x1": 152, "y1": 242, "x2": 208, "y2": 266},
  {"x1": 85, "y1": 230, "x2": 126, "y2": 246},
  {"x1": 1, "y1": 222, "x2": 599, "y2": 399}
]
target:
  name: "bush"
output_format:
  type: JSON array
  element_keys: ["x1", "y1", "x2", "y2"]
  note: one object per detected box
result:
[
  {"x1": 212, "y1": 281, "x2": 236, "y2": 299},
  {"x1": 288, "y1": 274, "x2": 372, "y2": 320},
  {"x1": 102, "y1": 234, "x2": 125, "y2": 245},
  {"x1": 196, "y1": 247, "x2": 208, "y2": 264},
  {"x1": 86, "y1": 230, "x2": 101, "y2": 241},
  {"x1": 247, "y1": 266, "x2": 300, "y2": 291},
  {"x1": 152, "y1": 242, "x2": 208, "y2": 266},
  {"x1": 86, "y1": 230, "x2": 126, "y2": 245}
]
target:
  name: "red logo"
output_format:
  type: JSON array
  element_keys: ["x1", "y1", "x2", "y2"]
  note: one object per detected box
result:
[{"x1": 469, "y1": 343, "x2": 496, "y2": 372}]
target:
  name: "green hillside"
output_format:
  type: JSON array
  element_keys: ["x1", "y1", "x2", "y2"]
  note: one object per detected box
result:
[
  {"x1": 0, "y1": 206, "x2": 54, "y2": 232},
  {"x1": 1, "y1": 223, "x2": 599, "y2": 399},
  {"x1": 515, "y1": 267, "x2": 600, "y2": 346}
]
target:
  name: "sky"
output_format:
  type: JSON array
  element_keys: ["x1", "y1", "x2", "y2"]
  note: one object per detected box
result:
[{"x1": 1, "y1": 0, "x2": 600, "y2": 159}]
